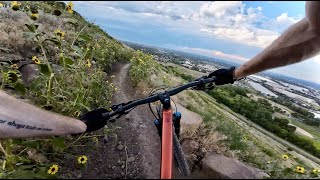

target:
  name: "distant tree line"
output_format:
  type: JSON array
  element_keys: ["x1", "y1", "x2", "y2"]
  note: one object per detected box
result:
[
  {"x1": 209, "y1": 85, "x2": 320, "y2": 158},
  {"x1": 270, "y1": 97, "x2": 320, "y2": 127}
]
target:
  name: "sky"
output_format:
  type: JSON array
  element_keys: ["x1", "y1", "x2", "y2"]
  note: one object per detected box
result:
[{"x1": 71, "y1": 1, "x2": 320, "y2": 84}]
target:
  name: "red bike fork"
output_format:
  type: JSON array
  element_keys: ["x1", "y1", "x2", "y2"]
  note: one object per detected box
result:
[{"x1": 160, "y1": 108, "x2": 173, "y2": 179}]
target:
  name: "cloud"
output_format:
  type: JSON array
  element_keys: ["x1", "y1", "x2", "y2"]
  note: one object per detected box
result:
[
  {"x1": 262, "y1": 13, "x2": 302, "y2": 33},
  {"x1": 198, "y1": 1, "x2": 244, "y2": 19},
  {"x1": 73, "y1": 1, "x2": 200, "y2": 21},
  {"x1": 312, "y1": 54, "x2": 320, "y2": 65},
  {"x1": 72, "y1": 1, "x2": 302, "y2": 49},
  {"x1": 178, "y1": 46, "x2": 249, "y2": 62},
  {"x1": 188, "y1": 1, "x2": 281, "y2": 48}
]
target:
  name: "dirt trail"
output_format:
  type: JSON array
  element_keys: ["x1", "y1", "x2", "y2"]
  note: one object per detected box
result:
[
  {"x1": 77, "y1": 62, "x2": 161, "y2": 179},
  {"x1": 61, "y1": 62, "x2": 204, "y2": 179}
]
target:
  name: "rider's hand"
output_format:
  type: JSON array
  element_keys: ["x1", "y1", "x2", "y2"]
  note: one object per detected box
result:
[
  {"x1": 78, "y1": 108, "x2": 110, "y2": 133},
  {"x1": 208, "y1": 67, "x2": 236, "y2": 85}
]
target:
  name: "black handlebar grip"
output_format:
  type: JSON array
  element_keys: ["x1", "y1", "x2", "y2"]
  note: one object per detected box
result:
[{"x1": 79, "y1": 108, "x2": 110, "y2": 133}]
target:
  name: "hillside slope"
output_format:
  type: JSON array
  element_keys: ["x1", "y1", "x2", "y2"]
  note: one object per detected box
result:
[{"x1": 0, "y1": 1, "x2": 134, "y2": 178}]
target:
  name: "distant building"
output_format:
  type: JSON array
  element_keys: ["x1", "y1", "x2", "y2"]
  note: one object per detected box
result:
[{"x1": 181, "y1": 60, "x2": 193, "y2": 68}]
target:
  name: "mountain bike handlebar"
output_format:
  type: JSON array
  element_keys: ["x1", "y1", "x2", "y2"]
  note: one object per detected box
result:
[{"x1": 102, "y1": 76, "x2": 216, "y2": 120}]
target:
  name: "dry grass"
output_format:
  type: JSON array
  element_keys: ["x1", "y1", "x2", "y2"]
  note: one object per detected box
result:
[
  {"x1": 181, "y1": 122, "x2": 233, "y2": 158},
  {"x1": 0, "y1": 8, "x2": 78, "y2": 62},
  {"x1": 0, "y1": 9, "x2": 31, "y2": 53}
]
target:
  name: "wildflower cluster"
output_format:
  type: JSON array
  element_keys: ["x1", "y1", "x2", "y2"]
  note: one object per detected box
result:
[
  {"x1": 46, "y1": 155, "x2": 88, "y2": 175},
  {"x1": 129, "y1": 50, "x2": 158, "y2": 86}
]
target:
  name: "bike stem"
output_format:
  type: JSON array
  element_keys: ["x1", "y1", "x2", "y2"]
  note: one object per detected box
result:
[{"x1": 159, "y1": 92, "x2": 171, "y2": 110}]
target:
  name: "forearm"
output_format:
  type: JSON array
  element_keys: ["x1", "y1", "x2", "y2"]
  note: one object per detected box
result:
[
  {"x1": 0, "y1": 91, "x2": 87, "y2": 139},
  {"x1": 234, "y1": 18, "x2": 320, "y2": 79}
]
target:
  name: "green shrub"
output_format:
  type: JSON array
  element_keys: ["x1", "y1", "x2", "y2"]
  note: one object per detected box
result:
[
  {"x1": 129, "y1": 50, "x2": 158, "y2": 86},
  {"x1": 208, "y1": 87, "x2": 320, "y2": 158}
]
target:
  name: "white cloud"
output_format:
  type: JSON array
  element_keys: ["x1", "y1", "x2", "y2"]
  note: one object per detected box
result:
[
  {"x1": 189, "y1": 1, "x2": 281, "y2": 48},
  {"x1": 276, "y1": 12, "x2": 302, "y2": 25},
  {"x1": 262, "y1": 13, "x2": 302, "y2": 33},
  {"x1": 72, "y1": 1, "x2": 302, "y2": 49},
  {"x1": 178, "y1": 46, "x2": 249, "y2": 62},
  {"x1": 73, "y1": 1, "x2": 202, "y2": 21},
  {"x1": 199, "y1": 1, "x2": 244, "y2": 19},
  {"x1": 312, "y1": 54, "x2": 320, "y2": 65}
]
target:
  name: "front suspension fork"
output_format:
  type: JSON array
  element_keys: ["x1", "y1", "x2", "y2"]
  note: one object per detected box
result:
[{"x1": 154, "y1": 111, "x2": 181, "y2": 139}]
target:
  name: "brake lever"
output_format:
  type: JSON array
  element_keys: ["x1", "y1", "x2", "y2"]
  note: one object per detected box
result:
[
  {"x1": 107, "y1": 101, "x2": 134, "y2": 122},
  {"x1": 191, "y1": 76, "x2": 214, "y2": 91}
]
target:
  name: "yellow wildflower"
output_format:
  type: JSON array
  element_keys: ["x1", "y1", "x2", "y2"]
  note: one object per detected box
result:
[
  {"x1": 0, "y1": 3, "x2": 3, "y2": 8},
  {"x1": 282, "y1": 154, "x2": 288, "y2": 160},
  {"x1": 11, "y1": 1, "x2": 21, "y2": 11},
  {"x1": 73, "y1": 111, "x2": 81, "y2": 117},
  {"x1": 47, "y1": 164, "x2": 59, "y2": 175},
  {"x1": 163, "y1": 76, "x2": 167, "y2": 79},
  {"x1": 92, "y1": 137, "x2": 98, "y2": 143},
  {"x1": 11, "y1": 64, "x2": 18, "y2": 70},
  {"x1": 267, "y1": 161, "x2": 271, "y2": 164},
  {"x1": 54, "y1": 29, "x2": 65, "y2": 38},
  {"x1": 66, "y1": 2, "x2": 73, "y2": 14},
  {"x1": 67, "y1": 2, "x2": 74, "y2": 9},
  {"x1": 86, "y1": 59, "x2": 92, "y2": 67},
  {"x1": 296, "y1": 166, "x2": 305, "y2": 174},
  {"x1": 313, "y1": 168, "x2": 318, "y2": 174},
  {"x1": 32, "y1": 56, "x2": 41, "y2": 64},
  {"x1": 30, "y1": 13, "x2": 39, "y2": 20},
  {"x1": 78, "y1": 155, "x2": 88, "y2": 164}
]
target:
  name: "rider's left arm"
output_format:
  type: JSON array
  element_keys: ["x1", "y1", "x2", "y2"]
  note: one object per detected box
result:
[{"x1": 0, "y1": 90, "x2": 87, "y2": 139}]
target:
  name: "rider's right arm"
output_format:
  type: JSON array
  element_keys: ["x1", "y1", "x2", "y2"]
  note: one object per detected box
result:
[
  {"x1": 234, "y1": 1, "x2": 320, "y2": 79},
  {"x1": 0, "y1": 90, "x2": 87, "y2": 139}
]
